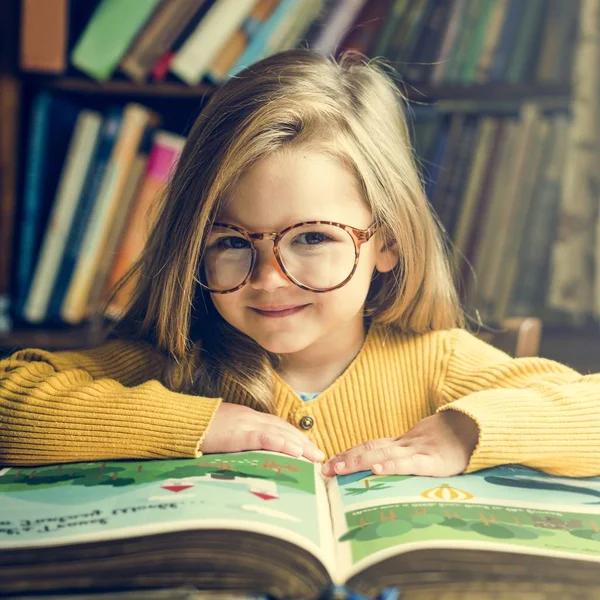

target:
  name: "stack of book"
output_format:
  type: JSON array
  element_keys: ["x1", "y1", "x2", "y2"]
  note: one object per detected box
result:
[
  {"x1": 3, "y1": 0, "x2": 582, "y2": 333},
  {"x1": 413, "y1": 103, "x2": 569, "y2": 322},
  {"x1": 12, "y1": 95, "x2": 185, "y2": 326},
  {"x1": 19, "y1": 0, "x2": 579, "y2": 86}
]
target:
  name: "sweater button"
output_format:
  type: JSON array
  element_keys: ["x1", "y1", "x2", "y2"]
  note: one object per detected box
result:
[{"x1": 299, "y1": 416, "x2": 314, "y2": 430}]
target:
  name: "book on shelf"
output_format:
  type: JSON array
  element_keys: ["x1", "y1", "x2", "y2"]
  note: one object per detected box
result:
[
  {"x1": 23, "y1": 109, "x2": 104, "y2": 324},
  {"x1": 169, "y1": 0, "x2": 259, "y2": 86},
  {"x1": 206, "y1": 0, "x2": 280, "y2": 83},
  {"x1": 119, "y1": 0, "x2": 207, "y2": 83},
  {"x1": 2, "y1": 451, "x2": 600, "y2": 598},
  {"x1": 104, "y1": 130, "x2": 186, "y2": 319},
  {"x1": 60, "y1": 103, "x2": 158, "y2": 325},
  {"x1": 510, "y1": 115, "x2": 570, "y2": 317},
  {"x1": 86, "y1": 126, "x2": 156, "y2": 319},
  {"x1": 338, "y1": 0, "x2": 393, "y2": 57},
  {"x1": 70, "y1": 0, "x2": 162, "y2": 81},
  {"x1": 19, "y1": 0, "x2": 69, "y2": 73},
  {"x1": 310, "y1": 0, "x2": 368, "y2": 57},
  {"x1": 45, "y1": 108, "x2": 124, "y2": 323},
  {"x1": 14, "y1": 92, "x2": 80, "y2": 320}
]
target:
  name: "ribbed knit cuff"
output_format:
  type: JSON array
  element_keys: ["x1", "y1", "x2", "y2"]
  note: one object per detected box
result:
[
  {"x1": 1, "y1": 380, "x2": 221, "y2": 466},
  {"x1": 437, "y1": 388, "x2": 600, "y2": 477}
]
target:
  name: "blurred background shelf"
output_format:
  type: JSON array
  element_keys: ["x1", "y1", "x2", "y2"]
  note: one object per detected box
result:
[
  {"x1": 26, "y1": 75, "x2": 571, "y2": 104},
  {"x1": 1, "y1": 0, "x2": 598, "y2": 373}
]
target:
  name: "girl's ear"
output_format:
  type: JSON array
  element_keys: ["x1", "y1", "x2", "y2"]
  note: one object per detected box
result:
[{"x1": 374, "y1": 237, "x2": 399, "y2": 273}]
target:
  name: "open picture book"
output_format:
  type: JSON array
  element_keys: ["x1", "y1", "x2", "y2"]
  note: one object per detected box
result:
[{"x1": 2, "y1": 451, "x2": 600, "y2": 599}]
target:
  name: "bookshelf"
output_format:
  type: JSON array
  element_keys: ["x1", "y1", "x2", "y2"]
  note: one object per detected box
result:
[
  {"x1": 1, "y1": 0, "x2": 599, "y2": 373},
  {"x1": 25, "y1": 73, "x2": 572, "y2": 103}
]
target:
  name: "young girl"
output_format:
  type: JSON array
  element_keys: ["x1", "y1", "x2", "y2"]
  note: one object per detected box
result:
[{"x1": 1, "y1": 49, "x2": 599, "y2": 479}]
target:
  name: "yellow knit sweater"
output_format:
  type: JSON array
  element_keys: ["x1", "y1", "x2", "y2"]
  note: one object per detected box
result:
[{"x1": 1, "y1": 325, "x2": 599, "y2": 476}]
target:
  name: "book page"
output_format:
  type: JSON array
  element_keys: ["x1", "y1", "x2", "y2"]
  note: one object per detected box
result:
[
  {"x1": 0, "y1": 451, "x2": 336, "y2": 577},
  {"x1": 326, "y1": 465, "x2": 600, "y2": 582}
]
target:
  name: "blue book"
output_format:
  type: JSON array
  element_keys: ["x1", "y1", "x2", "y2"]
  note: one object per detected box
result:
[
  {"x1": 226, "y1": 0, "x2": 300, "y2": 79},
  {"x1": 45, "y1": 108, "x2": 123, "y2": 323},
  {"x1": 14, "y1": 93, "x2": 80, "y2": 320},
  {"x1": 424, "y1": 115, "x2": 450, "y2": 203},
  {"x1": 488, "y1": 0, "x2": 525, "y2": 82}
]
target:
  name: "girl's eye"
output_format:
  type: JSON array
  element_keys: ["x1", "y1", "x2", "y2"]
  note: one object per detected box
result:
[
  {"x1": 215, "y1": 236, "x2": 250, "y2": 250},
  {"x1": 294, "y1": 232, "x2": 333, "y2": 245}
]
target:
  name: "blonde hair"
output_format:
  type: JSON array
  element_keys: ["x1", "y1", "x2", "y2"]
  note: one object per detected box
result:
[{"x1": 108, "y1": 49, "x2": 463, "y2": 412}]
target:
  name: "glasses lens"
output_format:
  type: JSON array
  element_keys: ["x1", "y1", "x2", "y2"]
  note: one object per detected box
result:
[
  {"x1": 201, "y1": 226, "x2": 253, "y2": 291},
  {"x1": 279, "y1": 223, "x2": 357, "y2": 291}
]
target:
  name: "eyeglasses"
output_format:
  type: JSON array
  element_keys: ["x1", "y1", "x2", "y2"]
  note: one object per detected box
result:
[{"x1": 198, "y1": 220, "x2": 379, "y2": 294}]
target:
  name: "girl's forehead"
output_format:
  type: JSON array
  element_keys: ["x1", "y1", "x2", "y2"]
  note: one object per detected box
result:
[{"x1": 217, "y1": 150, "x2": 372, "y2": 230}]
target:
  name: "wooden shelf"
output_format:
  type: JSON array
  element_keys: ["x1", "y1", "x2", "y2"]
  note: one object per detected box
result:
[
  {"x1": 0, "y1": 325, "x2": 106, "y2": 354},
  {"x1": 26, "y1": 75, "x2": 215, "y2": 98},
  {"x1": 25, "y1": 74, "x2": 571, "y2": 105}
]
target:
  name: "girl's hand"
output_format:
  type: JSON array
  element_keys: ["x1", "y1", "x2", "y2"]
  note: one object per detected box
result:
[
  {"x1": 201, "y1": 402, "x2": 325, "y2": 462},
  {"x1": 322, "y1": 411, "x2": 479, "y2": 477}
]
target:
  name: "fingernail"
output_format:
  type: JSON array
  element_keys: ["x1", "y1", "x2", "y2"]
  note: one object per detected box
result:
[
  {"x1": 335, "y1": 461, "x2": 345, "y2": 472},
  {"x1": 372, "y1": 464, "x2": 383, "y2": 474}
]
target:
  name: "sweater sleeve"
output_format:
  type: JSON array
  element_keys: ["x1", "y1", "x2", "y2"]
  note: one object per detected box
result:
[
  {"x1": 433, "y1": 328, "x2": 600, "y2": 477},
  {"x1": 0, "y1": 339, "x2": 221, "y2": 466}
]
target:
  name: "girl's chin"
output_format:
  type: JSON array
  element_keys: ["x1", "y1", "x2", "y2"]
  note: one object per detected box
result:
[{"x1": 251, "y1": 333, "x2": 314, "y2": 355}]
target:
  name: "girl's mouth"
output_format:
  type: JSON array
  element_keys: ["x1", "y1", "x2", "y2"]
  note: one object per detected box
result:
[{"x1": 250, "y1": 305, "x2": 309, "y2": 318}]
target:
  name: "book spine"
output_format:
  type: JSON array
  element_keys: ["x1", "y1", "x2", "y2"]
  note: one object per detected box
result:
[
  {"x1": 535, "y1": 0, "x2": 564, "y2": 83},
  {"x1": 505, "y1": 0, "x2": 546, "y2": 84},
  {"x1": 452, "y1": 118, "x2": 498, "y2": 264},
  {"x1": 384, "y1": 0, "x2": 427, "y2": 65},
  {"x1": 14, "y1": 92, "x2": 52, "y2": 315},
  {"x1": 443, "y1": 0, "x2": 483, "y2": 83},
  {"x1": 430, "y1": 0, "x2": 467, "y2": 84},
  {"x1": 20, "y1": 0, "x2": 69, "y2": 73},
  {"x1": 439, "y1": 116, "x2": 479, "y2": 240},
  {"x1": 227, "y1": 0, "x2": 300, "y2": 78},
  {"x1": 493, "y1": 115, "x2": 549, "y2": 321},
  {"x1": 488, "y1": 0, "x2": 525, "y2": 82},
  {"x1": 170, "y1": 0, "x2": 259, "y2": 85},
  {"x1": 311, "y1": 0, "x2": 368, "y2": 56},
  {"x1": 266, "y1": 0, "x2": 323, "y2": 54},
  {"x1": 473, "y1": 0, "x2": 509, "y2": 83},
  {"x1": 23, "y1": 110, "x2": 103, "y2": 324},
  {"x1": 467, "y1": 118, "x2": 518, "y2": 313},
  {"x1": 339, "y1": 0, "x2": 394, "y2": 56},
  {"x1": 120, "y1": 0, "x2": 207, "y2": 83},
  {"x1": 207, "y1": 0, "x2": 281, "y2": 82},
  {"x1": 70, "y1": 0, "x2": 162, "y2": 81},
  {"x1": 61, "y1": 104, "x2": 155, "y2": 325},
  {"x1": 46, "y1": 110, "x2": 123, "y2": 322},
  {"x1": 87, "y1": 126, "x2": 156, "y2": 318},
  {"x1": 106, "y1": 131, "x2": 185, "y2": 317},
  {"x1": 480, "y1": 105, "x2": 541, "y2": 318},
  {"x1": 511, "y1": 116, "x2": 569, "y2": 315},
  {"x1": 405, "y1": 0, "x2": 451, "y2": 84},
  {"x1": 0, "y1": 74, "x2": 19, "y2": 330},
  {"x1": 373, "y1": 0, "x2": 407, "y2": 58},
  {"x1": 459, "y1": 0, "x2": 496, "y2": 83}
]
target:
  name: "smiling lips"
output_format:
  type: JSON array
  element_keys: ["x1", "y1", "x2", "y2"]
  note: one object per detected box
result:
[{"x1": 250, "y1": 304, "x2": 309, "y2": 318}]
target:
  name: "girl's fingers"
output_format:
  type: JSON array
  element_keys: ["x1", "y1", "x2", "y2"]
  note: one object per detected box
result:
[
  {"x1": 245, "y1": 429, "x2": 303, "y2": 457},
  {"x1": 323, "y1": 438, "x2": 398, "y2": 475},
  {"x1": 245, "y1": 427, "x2": 325, "y2": 462},
  {"x1": 371, "y1": 453, "x2": 441, "y2": 477}
]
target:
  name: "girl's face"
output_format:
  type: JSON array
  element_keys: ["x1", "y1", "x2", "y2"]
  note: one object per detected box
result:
[{"x1": 209, "y1": 149, "x2": 397, "y2": 361}]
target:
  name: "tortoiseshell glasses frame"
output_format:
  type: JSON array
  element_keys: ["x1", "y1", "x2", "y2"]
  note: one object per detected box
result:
[{"x1": 198, "y1": 220, "x2": 380, "y2": 294}]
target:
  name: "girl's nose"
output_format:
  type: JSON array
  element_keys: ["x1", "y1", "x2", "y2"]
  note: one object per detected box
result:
[{"x1": 248, "y1": 247, "x2": 290, "y2": 291}]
